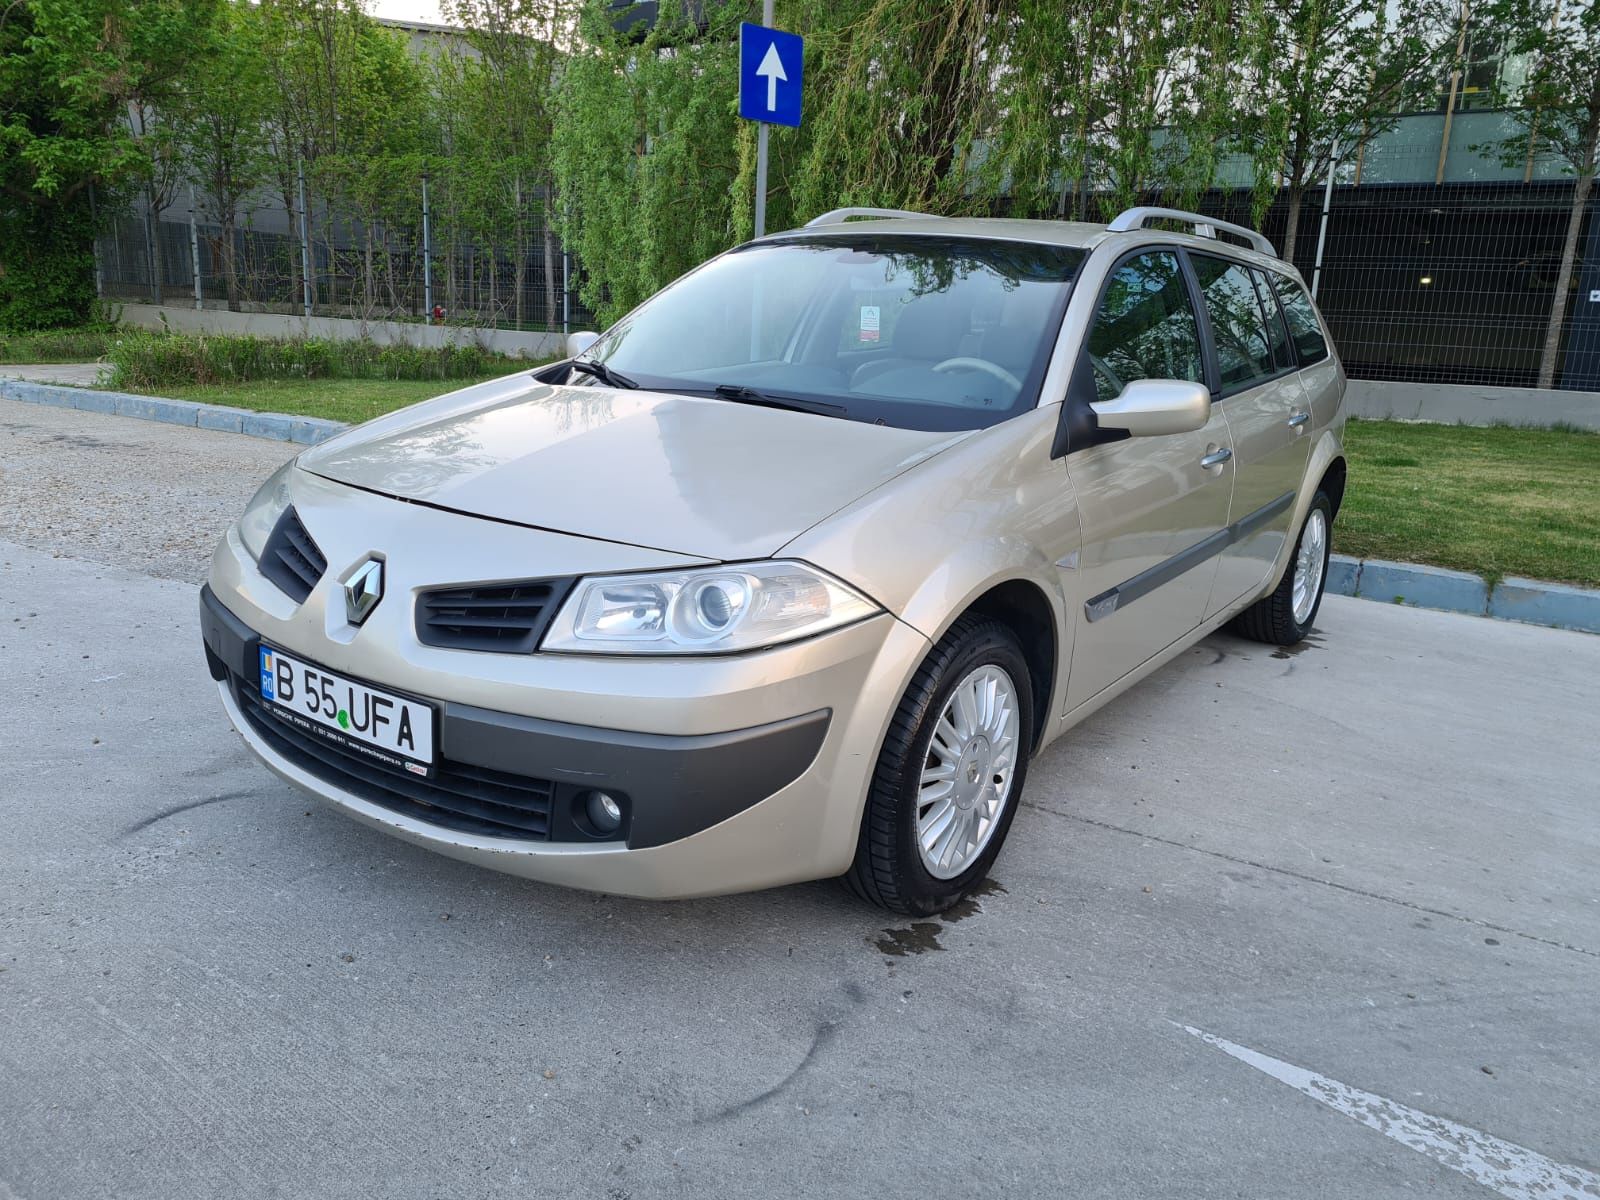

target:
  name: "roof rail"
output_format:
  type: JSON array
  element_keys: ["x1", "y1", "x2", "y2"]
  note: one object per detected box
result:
[
  {"x1": 1106, "y1": 206, "x2": 1277, "y2": 257},
  {"x1": 804, "y1": 206, "x2": 940, "y2": 228}
]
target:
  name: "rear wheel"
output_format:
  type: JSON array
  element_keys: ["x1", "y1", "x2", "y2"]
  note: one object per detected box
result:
[
  {"x1": 844, "y1": 615, "x2": 1033, "y2": 915},
  {"x1": 1230, "y1": 490, "x2": 1332, "y2": 646}
]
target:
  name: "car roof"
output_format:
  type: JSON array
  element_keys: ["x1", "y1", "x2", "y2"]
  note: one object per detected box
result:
[{"x1": 764, "y1": 215, "x2": 1303, "y2": 282}]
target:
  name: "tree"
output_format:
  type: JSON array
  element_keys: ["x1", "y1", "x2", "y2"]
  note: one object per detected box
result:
[
  {"x1": 1234, "y1": 0, "x2": 1457, "y2": 264},
  {"x1": 439, "y1": 0, "x2": 571, "y2": 328},
  {"x1": 790, "y1": 0, "x2": 998, "y2": 221},
  {"x1": 312, "y1": 21, "x2": 429, "y2": 321},
  {"x1": 256, "y1": 0, "x2": 364, "y2": 311},
  {"x1": 127, "y1": 99, "x2": 184, "y2": 304},
  {"x1": 552, "y1": 1, "x2": 746, "y2": 323},
  {"x1": 981, "y1": 0, "x2": 1233, "y2": 219},
  {"x1": 170, "y1": 3, "x2": 274, "y2": 311},
  {"x1": 0, "y1": 0, "x2": 217, "y2": 328},
  {"x1": 1481, "y1": 0, "x2": 1598, "y2": 388}
]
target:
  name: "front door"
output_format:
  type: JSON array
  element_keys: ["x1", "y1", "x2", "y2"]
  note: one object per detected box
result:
[
  {"x1": 1187, "y1": 255, "x2": 1314, "y2": 615},
  {"x1": 1064, "y1": 249, "x2": 1235, "y2": 711}
]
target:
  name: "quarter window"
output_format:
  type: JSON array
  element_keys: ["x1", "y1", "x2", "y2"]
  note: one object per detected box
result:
[
  {"x1": 1251, "y1": 267, "x2": 1295, "y2": 370},
  {"x1": 1191, "y1": 255, "x2": 1277, "y2": 392},
  {"x1": 1270, "y1": 274, "x2": 1330, "y2": 364},
  {"x1": 1085, "y1": 251, "x2": 1206, "y2": 404}
]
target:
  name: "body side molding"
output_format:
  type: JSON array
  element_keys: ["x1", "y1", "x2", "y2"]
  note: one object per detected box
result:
[{"x1": 1084, "y1": 490, "x2": 1297, "y2": 622}]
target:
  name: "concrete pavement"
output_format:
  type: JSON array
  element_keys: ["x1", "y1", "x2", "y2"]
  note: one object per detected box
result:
[
  {"x1": 0, "y1": 363, "x2": 104, "y2": 387},
  {"x1": 2, "y1": 401, "x2": 1598, "y2": 1199}
]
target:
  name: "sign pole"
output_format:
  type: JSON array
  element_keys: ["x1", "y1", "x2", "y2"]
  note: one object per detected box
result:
[
  {"x1": 753, "y1": 0, "x2": 774, "y2": 239},
  {"x1": 755, "y1": 123, "x2": 769, "y2": 240}
]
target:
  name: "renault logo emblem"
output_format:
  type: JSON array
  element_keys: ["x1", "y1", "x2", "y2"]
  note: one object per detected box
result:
[{"x1": 343, "y1": 557, "x2": 384, "y2": 626}]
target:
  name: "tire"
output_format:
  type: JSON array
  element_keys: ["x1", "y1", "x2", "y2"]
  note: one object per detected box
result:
[
  {"x1": 844, "y1": 615, "x2": 1033, "y2": 915},
  {"x1": 1229, "y1": 489, "x2": 1333, "y2": 646}
]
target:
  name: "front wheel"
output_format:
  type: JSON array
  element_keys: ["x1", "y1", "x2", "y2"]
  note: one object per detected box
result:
[
  {"x1": 1229, "y1": 490, "x2": 1333, "y2": 646},
  {"x1": 844, "y1": 615, "x2": 1033, "y2": 915}
]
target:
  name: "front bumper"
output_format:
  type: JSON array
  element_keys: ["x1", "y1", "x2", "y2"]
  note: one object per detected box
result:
[
  {"x1": 203, "y1": 583, "x2": 830, "y2": 850},
  {"x1": 201, "y1": 482, "x2": 933, "y2": 897}
]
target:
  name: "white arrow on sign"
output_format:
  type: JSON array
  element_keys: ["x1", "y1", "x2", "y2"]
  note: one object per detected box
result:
[{"x1": 756, "y1": 41, "x2": 787, "y2": 112}]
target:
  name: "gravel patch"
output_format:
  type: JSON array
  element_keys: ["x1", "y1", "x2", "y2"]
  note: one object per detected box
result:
[{"x1": 0, "y1": 398, "x2": 293, "y2": 582}]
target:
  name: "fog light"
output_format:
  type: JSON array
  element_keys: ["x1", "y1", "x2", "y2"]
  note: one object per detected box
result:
[{"x1": 584, "y1": 790, "x2": 624, "y2": 836}]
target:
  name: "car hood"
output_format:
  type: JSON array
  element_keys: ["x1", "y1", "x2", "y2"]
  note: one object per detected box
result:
[{"x1": 297, "y1": 375, "x2": 969, "y2": 561}]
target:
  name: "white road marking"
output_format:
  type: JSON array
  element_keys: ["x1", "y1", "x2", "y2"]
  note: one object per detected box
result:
[{"x1": 1182, "y1": 1025, "x2": 1600, "y2": 1200}]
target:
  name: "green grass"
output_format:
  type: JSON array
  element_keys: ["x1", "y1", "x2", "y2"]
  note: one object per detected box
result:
[
  {"x1": 0, "y1": 325, "x2": 116, "y2": 363},
  {"x1": 145, "y1": 376, "x2": 529, "y2": 425},
  {"x1": 1338, "y1": 419, "x2": 1600, "y2": 588}
]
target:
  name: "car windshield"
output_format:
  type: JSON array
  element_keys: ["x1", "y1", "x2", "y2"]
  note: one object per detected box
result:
[{"x1": 579, "y1": 235, "x2": 1086, "y2": 432}]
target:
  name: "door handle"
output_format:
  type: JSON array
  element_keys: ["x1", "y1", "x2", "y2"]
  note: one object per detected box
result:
[
  {"x1": 1200, "y1": 447, "x2": 1233, "y2": 468},
  {"x1": 1287, "y1": 411, "x2": 1311, "y2": 428}
]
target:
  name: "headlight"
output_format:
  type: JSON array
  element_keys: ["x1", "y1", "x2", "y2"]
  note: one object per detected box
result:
[
  {"x1": 238, "y1": 462, "x2": 295, "y2": 561},
  {"x1": 541, "y1": 561, "x2": 880, "y2": 655}
]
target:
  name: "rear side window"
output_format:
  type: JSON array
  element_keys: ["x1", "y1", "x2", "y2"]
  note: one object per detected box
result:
[
  {"x1": 1085, "y1": 251, "x2": 1206, "y2": 404},
  {"x1": 1250, "y1": 267, "x2": 1294, "y2": 370},
  {"x1": 1191, "y1": 254, "x2": 1276, "y2": 392},
  {"x1": 1270, "y1": 274, "x2": 1330, "y2": 364}
]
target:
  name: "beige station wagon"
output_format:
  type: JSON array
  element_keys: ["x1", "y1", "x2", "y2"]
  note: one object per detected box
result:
[{"x1": 200, "y1": 206, "x2": 1346, "y2": 914}]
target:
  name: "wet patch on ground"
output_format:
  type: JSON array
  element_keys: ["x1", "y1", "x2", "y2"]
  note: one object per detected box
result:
[
  {"x1": 1271, "y1": 631, "x2": 1326, "y2": 660},
  {"x1": 871, "y1": 878, "x2": 1007, "y2": 957}
]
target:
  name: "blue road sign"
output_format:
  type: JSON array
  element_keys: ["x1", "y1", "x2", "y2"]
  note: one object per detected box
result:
[{"x1": 738, "y1": 23, "x2": 803, "y2": 129}]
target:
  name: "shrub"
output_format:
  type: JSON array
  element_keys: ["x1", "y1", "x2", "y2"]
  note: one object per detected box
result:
[{"x1": 104, "y1": 332, "x2": 520, "y2": 390}]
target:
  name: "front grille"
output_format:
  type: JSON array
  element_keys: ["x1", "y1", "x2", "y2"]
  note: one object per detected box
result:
[
  {"x1": 416, "y1": 578, "x2": 575, "y2": 654},
  {"x1": 260, "y1": 507, "x2": 328, "y2": 604},
  {"x1": 233, "y1": 678, "x2": 554, "y2": 839}
]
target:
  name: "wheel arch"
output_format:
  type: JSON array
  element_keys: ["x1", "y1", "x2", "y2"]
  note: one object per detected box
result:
[
  {"x1": 1319, "y1": 455, "x2": 1348, "y2": 518},
  {"x1": 963, "y1": 580, "x2": 1057, "y2": 755}
]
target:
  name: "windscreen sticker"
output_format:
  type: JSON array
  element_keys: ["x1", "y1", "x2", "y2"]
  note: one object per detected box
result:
[{"x1": 859, "y1": 305, "x2": 880, "y2": 343}]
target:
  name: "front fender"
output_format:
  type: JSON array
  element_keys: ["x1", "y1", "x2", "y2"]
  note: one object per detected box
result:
[{"x1": 782, "y1": 408, "x2": 1079, "y2": 730}]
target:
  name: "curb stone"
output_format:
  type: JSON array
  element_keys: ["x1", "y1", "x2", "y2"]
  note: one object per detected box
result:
[
  {"x1": 1488, "y1": 577, "x2": 1600, "y2": 634},
  {"x1": 5, "y1": 376, "x2": 1594, "y2": 636},
  {"x1": 1327, "y1": 554, "x2": 1599, "y2": 635},
  {"x1": 0, "y1": 378, "x2": 344, "y2": 445}
]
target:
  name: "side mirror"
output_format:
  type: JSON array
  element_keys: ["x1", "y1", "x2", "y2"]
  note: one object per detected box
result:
[
  {"x1": 1090, "y1": 379, "x2": 1211, "y2": 437},
  {"x1": 566, "y1": 330, "x2": 600, "y2": 358}
]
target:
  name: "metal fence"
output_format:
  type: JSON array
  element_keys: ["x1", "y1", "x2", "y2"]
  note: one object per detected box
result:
[
  {"x1": 97, "y1": 178, "x2": 1599, "y2": 391},
  {"x1": 1186, "y1": 179, "x2": 1599, "y2": 392},
  {"x1": 96, "y1": 187, "x2": 594, "y2": 334}
]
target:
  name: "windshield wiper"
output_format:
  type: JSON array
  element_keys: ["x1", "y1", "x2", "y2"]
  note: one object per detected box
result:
[
  {"x1": 568, "y1": 358, "x2": 638, "y2": 390},
  {"x1": 710, "y1": 384, "x2": 846, "y2": 419}
]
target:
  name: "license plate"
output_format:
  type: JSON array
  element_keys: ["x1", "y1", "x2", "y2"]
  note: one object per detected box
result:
[{"x1": 258, "y1": 645, "x2": 435, "y2": 776}]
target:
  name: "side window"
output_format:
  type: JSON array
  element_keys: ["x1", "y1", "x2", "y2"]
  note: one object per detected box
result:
[
  {"x1": 1191, "y1": 255, "x2": 1276, "y2": 392},
  {"x1": 1085, "y1": 251, "x2": 1205, "y2": 404},
  {"x1": 1270, "y1": 274, "x2": 1330, "y2": 364},
  {"x1": 1250, "y1": 267, "x2": 1294, "y2": 370}
]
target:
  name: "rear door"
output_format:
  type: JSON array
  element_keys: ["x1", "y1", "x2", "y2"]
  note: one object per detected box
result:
[
  {"x1": 1187, "y1": 254, "x2": 1312, "y2": 617},
  {"x1": 1272, "y1": 271, "x2": 1344, "y2": 427},
  {"x1": 1063, "y1": 248, "x2": 1235, "y2": 711}
]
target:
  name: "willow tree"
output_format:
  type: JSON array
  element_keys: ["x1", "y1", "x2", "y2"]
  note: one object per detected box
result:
[
  {"x1": 551, "y1": 1, "x2": 746, "y2": 323},
  {"x1": 786, "y1": 0, "x2": 1000, "y2": 222},
  {"x1": 553, "y1": 0, "x2": 1018, "y2": 322},
  {"x1": 1235, "y1": 0, "x2": 1457, "y2": 264}
]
